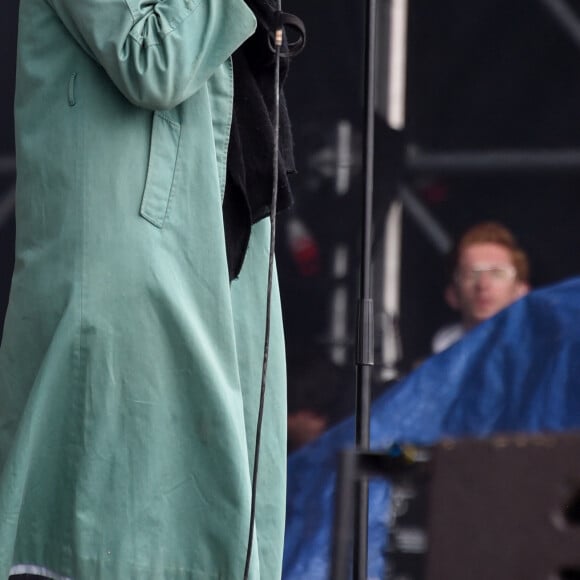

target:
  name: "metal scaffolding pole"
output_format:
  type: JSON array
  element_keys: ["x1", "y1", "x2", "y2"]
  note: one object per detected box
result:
[{"x1": 406, "y1": 147, "x2": 580, "y2": 174}]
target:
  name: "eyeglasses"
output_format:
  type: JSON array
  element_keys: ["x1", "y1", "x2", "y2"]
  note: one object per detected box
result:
[{"x1": 455, "y1": 263, "x2": 517, "y2": 285}]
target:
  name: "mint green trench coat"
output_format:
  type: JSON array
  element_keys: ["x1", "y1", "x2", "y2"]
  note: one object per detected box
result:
[{"x1": 0, "y1": 1, "x2": 287, "y2": 579}]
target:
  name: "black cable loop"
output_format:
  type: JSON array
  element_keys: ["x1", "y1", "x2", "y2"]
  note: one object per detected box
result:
[{"x1": 267, "y1": 11, "x2": 306, "y2": 57}]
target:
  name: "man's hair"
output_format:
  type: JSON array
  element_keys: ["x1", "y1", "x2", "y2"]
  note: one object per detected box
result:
[{"x1": 449, "y1": 221, "x2": 530, "y2": 283}]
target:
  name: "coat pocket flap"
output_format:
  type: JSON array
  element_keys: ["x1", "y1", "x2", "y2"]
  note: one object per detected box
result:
[{"x1": 140, "y1": 112, "x2": 181, "y2": 228}]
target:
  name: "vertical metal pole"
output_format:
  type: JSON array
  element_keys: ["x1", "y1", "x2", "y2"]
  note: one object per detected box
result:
[
  {"x1": 353, "y1": 0, "x2": 377, "y2": 578},
  {"x1": 331, "y1": 450, "x2": 358, "y2": 580},
  {"x1": 379, "y1": 196, "x2": 403, "y2": 381}
]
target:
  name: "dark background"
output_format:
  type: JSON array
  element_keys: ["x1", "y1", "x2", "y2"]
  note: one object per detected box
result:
[
  {"x1": 279, "y1": 0, "x2": 580, "y2": 374},
  {"x1": 2, "y1": 1, "x2": 580, "y2": 424}
]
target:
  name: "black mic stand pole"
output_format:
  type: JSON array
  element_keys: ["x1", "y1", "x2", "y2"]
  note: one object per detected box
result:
[{"x1": 353, "y1": 0, "x2": 378, "y2": 578}]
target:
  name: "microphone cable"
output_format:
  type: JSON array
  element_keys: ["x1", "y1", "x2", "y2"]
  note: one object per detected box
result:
[{"x1": 242, "y1": 7, "x2": 305, "y2": 580}]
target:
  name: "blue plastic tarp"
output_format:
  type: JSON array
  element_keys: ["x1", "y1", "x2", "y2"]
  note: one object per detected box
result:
[{"x1": 283, "y1": 276, "x2": 580, "y2": 580}]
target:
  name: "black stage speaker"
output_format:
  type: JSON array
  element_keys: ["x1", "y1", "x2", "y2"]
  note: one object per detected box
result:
[
  {"x1": 424, "y1": 431, "x2": 580, "y2": 580},
  {"x1": 333, "y1": 431, "x2": 580, "y2": 580}
]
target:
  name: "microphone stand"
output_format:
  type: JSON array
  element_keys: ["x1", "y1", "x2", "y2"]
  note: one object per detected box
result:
[
  {"x1": 353, "y1": 0, "x2": 378, "y2": 578},
  {"x1": 331, "y1": 0, "x2": 408, "y2": 577}
]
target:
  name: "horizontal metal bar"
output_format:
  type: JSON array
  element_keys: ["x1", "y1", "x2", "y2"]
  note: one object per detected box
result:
[
  {"x1": 406, "y1": 147, "x2": 580, "y2": 174},
  {"x1": 347, "y1": 448, "x2": 431, "y2": 480}
]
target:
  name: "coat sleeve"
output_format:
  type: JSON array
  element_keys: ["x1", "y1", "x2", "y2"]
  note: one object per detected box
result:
[{"x1": 46, "y1": 0, "x2": 257, "y2": 110}]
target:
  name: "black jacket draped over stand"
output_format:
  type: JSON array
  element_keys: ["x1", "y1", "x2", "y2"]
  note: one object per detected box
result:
[{"x1": 223, "y1": 0, "x2": 296, "y2": 280}]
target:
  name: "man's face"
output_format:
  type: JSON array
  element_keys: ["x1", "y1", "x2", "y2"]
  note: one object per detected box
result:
[{"x1": 448, "y1": 242, "x2": 529, "y2": 328}]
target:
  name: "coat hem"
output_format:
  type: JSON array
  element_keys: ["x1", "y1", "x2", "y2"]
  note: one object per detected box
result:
[
  {"x1": 10, "y1": 563, "x2": 72, "y2": 579},
  {"x1": 8, "y1": 559, "x2": 238, "y2": 580}
]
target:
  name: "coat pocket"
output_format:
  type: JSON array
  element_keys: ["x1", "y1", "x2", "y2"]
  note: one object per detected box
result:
[{"x1": 140, "y1": 112, "x2": 181, "y2": 228}]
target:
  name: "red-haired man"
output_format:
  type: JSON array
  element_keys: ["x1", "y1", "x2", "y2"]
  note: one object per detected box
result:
[{"x1": 432, "y1": 222, "x2": 530, "y2": 353}]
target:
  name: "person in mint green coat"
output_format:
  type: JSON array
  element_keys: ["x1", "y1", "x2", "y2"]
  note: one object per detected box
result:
[{"x1": 0, "y1": 1, "x2": 289, "y2": 578}]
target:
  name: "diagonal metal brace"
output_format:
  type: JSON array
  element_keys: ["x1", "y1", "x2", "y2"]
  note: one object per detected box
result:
[{"x1": 538, "y1": 0, "x2": 580, "y2": 53}]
